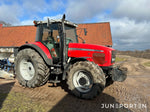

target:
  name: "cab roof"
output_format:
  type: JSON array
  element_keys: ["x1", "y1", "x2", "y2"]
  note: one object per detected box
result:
[{"x1": 34, "y1": 19, "x2": 78, "y2": 27}]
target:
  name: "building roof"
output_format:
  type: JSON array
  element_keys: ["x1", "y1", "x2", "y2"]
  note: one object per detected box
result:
[
  {"x1": 77, "y1": 22, "x2": 112, "y2": 46},
  {"x1": 0, "y1": 22, "x2": 112, "y2": 47},
  {"x1": 0, "y1": 25, "x2": 36, "y2": 47}
]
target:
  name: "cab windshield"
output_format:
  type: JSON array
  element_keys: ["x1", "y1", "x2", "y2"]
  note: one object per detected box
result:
[{"x1": 35, "y1": 23, "x2": 78, "y2": 43}]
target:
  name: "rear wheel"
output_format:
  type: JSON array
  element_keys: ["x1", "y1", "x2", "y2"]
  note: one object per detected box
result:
[
  {"x1": 67, "y1": 61, "x2": 106, "y2": 99},
  {"x1": 15, "y1": 48, "x2": 50, "y2": 88}
]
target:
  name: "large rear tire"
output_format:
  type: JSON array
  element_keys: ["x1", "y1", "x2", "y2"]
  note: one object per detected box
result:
[
  {"x1": 15, "y1": 48, "x2": 50, "y2": 88},
  {"x1": 67, "y1": 61, "x2": 106, "y2": 99}
]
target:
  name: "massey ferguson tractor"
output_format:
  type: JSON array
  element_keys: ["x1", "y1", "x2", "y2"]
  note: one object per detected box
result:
[{"x1": 15, "y1": 14, "x2": 127, "y2": 99}]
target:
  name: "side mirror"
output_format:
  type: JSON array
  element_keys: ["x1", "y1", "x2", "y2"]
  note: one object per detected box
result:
[
  {"x1": 83, "y1": 40, "x2": 85, "y2": 43},
  {"x1": 84, "y1": 28, "x2": 87, "y2": 36}
]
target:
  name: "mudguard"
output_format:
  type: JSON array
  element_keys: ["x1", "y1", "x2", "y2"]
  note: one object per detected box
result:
[{"x1": 18, "y1": 42, "x2": 52, "y2": 66}]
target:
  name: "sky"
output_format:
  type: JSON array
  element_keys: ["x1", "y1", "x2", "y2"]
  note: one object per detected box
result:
[{"x1": 0, "y1": 0, "x2": 150, "y2": 51}]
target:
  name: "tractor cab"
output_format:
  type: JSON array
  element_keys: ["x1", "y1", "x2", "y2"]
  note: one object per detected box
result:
[{"x1": 34, "y1": 19, "x2": 78, "y2": 64}]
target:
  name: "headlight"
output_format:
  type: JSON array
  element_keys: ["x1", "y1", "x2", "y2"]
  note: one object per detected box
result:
[
  {"x1": 111, "y1": 50, "x2": 116, "y2": 63},
  {"x1": 112, "y1": 58, "x2": 116, "y2": 62}
]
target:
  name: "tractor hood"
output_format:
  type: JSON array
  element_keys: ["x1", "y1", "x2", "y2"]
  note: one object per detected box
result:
[
  {"x1": 68, "y1": 43, "x2": 115, "y2": 67},
  {"x1": 68, "y1": 43, "x2": 114, "y2": 53}
]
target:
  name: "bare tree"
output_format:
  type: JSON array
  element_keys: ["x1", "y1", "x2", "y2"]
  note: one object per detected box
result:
[{"x1": 0, "y1": 21, "x2": 11, "y2": 27}]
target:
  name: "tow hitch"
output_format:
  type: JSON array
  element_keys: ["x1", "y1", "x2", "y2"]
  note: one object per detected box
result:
[{"x1": 110, "y1": 66, "x2": 127, "y2": 82}]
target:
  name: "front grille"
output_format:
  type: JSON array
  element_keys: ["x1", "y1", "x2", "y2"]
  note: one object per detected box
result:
[
  {"x1": 111, "y1": 50, "x2": 116, "y2": 63},
  {"x1": 93, "y1": 53, "x2": 105, "y2": 64}
]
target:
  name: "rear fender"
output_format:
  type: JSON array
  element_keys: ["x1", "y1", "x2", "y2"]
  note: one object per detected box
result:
[{"x1": 18, "y1": 42, "x2": 52, "y2": 66}]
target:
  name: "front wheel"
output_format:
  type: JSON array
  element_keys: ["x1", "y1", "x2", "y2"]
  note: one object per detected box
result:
[{"x1": 67, "y1": 61, "x2": 106, "y2": 99}]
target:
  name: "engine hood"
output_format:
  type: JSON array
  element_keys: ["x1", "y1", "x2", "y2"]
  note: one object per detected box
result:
[
  {"x1": 68, "y1": 43, "x2": 114, "y2": 52},
  {"x1": 68, "y1": 43, "x2": 115, "y2": 67}
]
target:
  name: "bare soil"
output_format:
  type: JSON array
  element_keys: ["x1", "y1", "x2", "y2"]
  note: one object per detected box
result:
[{"x1": 0, "y1": 55, "x2": 150, "y2": 112}]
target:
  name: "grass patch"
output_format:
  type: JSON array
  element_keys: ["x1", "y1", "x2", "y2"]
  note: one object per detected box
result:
[
  {"x1": 0, "y1": 92, "x2": 46, "y2": 112},
  {"x1": 0, "y1": 93, "x2": 7, "y2": 103},
  {"x1": 143, "y1": 62, "x2": 150, "y2": 67},
  {"x1": 115, "y1": 57, "x2": 126, "y2": 62}
]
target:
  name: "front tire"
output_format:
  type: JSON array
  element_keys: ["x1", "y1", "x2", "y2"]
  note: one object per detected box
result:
[
  {"x1": 67, "y1": 61, "x2": 106, "y2": 99},
  {"x1": 15, "y1": 48, "x2": 50, "y2": 88}
]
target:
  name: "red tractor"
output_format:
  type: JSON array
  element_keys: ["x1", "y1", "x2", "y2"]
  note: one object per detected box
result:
[{"x1": 15, "y1": 15, "x2": 127, "y2": 99}]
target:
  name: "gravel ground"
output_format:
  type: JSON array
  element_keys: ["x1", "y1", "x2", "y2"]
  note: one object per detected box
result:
[{"x1": 0, "y1": 55, "x2": 150, "y2": 112}]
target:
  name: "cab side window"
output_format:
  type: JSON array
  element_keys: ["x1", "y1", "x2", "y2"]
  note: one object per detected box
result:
[{"x1": 42, "y1": 28, "x2": 59, "y2": 58}]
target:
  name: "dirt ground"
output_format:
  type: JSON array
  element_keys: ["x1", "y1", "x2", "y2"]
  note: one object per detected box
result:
[{"x1": 0, "y1": 55, "x2": 150, "y2": 112}]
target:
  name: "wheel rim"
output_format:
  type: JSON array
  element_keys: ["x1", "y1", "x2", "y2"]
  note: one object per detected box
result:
[
  {"x1": 73, "y1": 70, "x2": 93, "y2": 93},
  {"x1": 19, "y1": 58, "x2": 35, "y2": 81}
]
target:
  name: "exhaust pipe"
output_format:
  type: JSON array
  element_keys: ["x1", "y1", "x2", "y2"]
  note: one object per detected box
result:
[{"x1": 62, "y1": 14, "x2": 66, "y2": 67}]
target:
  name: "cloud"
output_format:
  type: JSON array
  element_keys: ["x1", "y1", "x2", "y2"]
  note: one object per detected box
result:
[
  {"x1": 0, "y1": 3, "x2": 22, "y2": 24},
  {"x1": 43, "y1": 14, "x2": 63, "y2": 20},
  {"x1": 22, "y1": 0, "x2": 65, "y2": 19},
  {"x1": 20, "y1": 20, "x2": 34, "y2": 25},
  {"x1": 65, "y1": 0, "x2": 116, "y2": 22},
  {"x1": 108, "y1": 18, "x2": 150, "y2": 50},
  {"x1": 22, "y1": 0, "x2": 48, "y2": 15},
  {"x1": 50, "y1": 0, "x2": 65, "y2": 11},
  {"x1": 65, "y1": 0, "x2": 150, "y2": 22},
  {"x1": 112, "y1": 0, "x2": 150, "y2": 22},
  {"x1": 19, "y1": 14, "x2": 63, "y2": 26},
  {"x1": 0, "y1": 1, "x2": 45, "y2": 25},
  {"x1": 0, "y1": 0, "x2": 64, "y2": 25}
]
